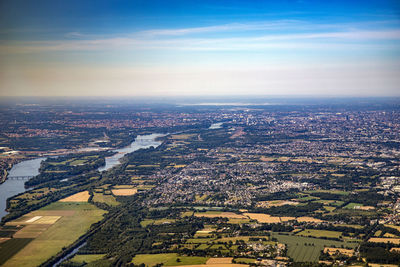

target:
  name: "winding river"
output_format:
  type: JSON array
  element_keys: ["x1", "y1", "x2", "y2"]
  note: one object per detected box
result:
[
  {"x1": 56, "y1": 133, "x2": 165, "y2": 264},
  {"x1": 98, "y1": 133, "x2": 164, "y2": 172},
  {"x1": 0, "y1": 133, "x2": 164, "y2": 221}
]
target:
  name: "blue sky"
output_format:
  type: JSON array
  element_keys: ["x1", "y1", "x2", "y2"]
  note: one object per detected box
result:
[{"x1": 0, "y1": 0, "x2": 399, "y2": 96}]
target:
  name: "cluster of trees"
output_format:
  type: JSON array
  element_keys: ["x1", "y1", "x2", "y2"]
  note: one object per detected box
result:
[
  {"x1": 25, "y1": 152, "x2": 111, "y2": 187},
  {"x1": 83, "y1": 196, "x2": 203, "y2": 266},
  {"x1": 254, "y1": 202, "x2": 323, "y2": 217},
  {"x1": 360, "y1": 242, "x2": 400, "y2": 264},
  {"x1": 2, "y1": 172, "x2": 99, "y2": 225},
  {"x1": 308, "y1": 190, "x2": 388, "y2": 207}
]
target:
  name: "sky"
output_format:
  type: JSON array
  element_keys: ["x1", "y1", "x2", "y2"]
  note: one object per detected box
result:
[{"x1": 0, "y1": 0, "x2": 399, "y2": 97}]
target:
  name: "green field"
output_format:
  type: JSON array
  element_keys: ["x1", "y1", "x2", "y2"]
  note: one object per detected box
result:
[
  {"x1": 131, "y1": 253, "x2": 208, "y2": 266},
  {"x1": 333, "y1": 224, "x2": 363, "y2": 229},
  {"x1": 234, "y1": 258, "x2": 256, "y2": 264},
  {"x1": 209, "y1": 244, "x2": 227, "y2": 250},
  {"x1": 40, "y1": 201, "x2": 95, "y2": 210},
  {"x1": 68, "y1": 253, "x2": 106, "y2": 264},
  {"x1": 69, "y1": 159, "x2": 88, "y2": 166},
  {"x1": 307, "y1": 190, "x2": 349, "y2": 196},
  {"x1": 296, "y1": 229, "x2": 342, "y2": 239},
  {"x1": 0, "y1": 238, "x2": 33, "y2": 265},
  {"x1": 196, "y1": 244, "x2": 210, "y2": 250},
  {"x1": 194, "y1": 232, "x2": 213, "y2": 238},
  {"x1": 3, "y1": 202, "x2": 105, "y2": 267},
  {"x1": 323, "y1": 206, "x2": 336, "y2": 212},
  {"x1": 271, "y1": 233, "x2": 358, "y2": 262},
  {"x1": 93, "y1": 192, "x2": 120, "y2": 206},
  {"x1": 140, "y1": 218, "x2": 176, "y2": 227},
  {"x1": 295, "y1": 195, "x2": 320, "y2": 201},
  {"x1": 186, "y1": 238, "x2": 214, "y2": 243}
]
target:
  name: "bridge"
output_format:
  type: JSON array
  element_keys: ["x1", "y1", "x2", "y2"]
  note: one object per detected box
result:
[{"x1": 7, "y1": 176, "x2": 33, "y2": 180}]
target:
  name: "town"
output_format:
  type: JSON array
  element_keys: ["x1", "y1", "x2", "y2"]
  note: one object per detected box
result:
[{"x1": 0, "y1": 99, "x2": 399, "y2": 266}]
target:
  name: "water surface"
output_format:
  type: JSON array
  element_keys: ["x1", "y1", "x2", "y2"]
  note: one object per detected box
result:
[
  {"x1": 209, "y1": 122, "x2": 223, "y2": 129},
  {"x1": 0, "y1": 157, "x2": 46, "y2": 220},
  {"x1": 98, "y1": 133, "x2": 164, "y2": 172}
]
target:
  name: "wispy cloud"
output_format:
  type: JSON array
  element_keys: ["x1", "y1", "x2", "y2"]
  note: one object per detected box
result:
[
  {"x1": 64, "y1": 32, "x2": 85, "y2": 38},
  {"x1": 2, "y1": 29, "x2": 400, "y2": 54},
  {"x1": 138, "y1": 20, "x2": 302, "y2": 36},
  {"x1": 1, "y1": 19, "x2": 399, "y2": 55},
  {"x1": 135, "y1": 19, "x2": 400, "y2": 37}
]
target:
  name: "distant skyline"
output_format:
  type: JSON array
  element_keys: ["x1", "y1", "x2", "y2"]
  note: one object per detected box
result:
[{"x1": 0, "y1": 0, "x2": 399, "y2": 97}]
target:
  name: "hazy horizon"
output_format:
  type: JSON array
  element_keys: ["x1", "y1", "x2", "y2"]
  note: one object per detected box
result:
[{"x1": 1, "y1": 0, "x2": 400, "y2": 97}]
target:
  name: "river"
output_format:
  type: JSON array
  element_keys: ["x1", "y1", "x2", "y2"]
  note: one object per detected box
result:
[
  {"x1": 54, "y1": 133, "x2": 165, "y2": 265},
  {"x1": 209, "y1": 122, "x2": 223, "y2": 129},
  {"x1": 0, "y1": 133, "x2": 164, "y2": 221},
  {"x1": 98, "y1": 133, "x2": 164, "y2": 172},
  {"x1": 53, "y1": 242, "x2": 87, "y2": 267},
  {"x1": 0, "y1": 157, "x2": 46, "y2": 220}
]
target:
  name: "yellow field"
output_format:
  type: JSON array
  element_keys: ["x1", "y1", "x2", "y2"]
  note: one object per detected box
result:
[
  {"x1": 390, "y1": 247, "x2": 400, "y2": 253},
  {"x1": 323, "y1": 247, "x2": 354, "y2": 256},
  {"x1": 207, "y1": 258, "x2": 233, "y2": 264},
  {"x1": 196, "y1": 229, "x2": 214, "y2": 234},
  {"x1": 194, "y1": 212, "x2": 247, "y2": 219},
  {"x1": 271, "y1": 200, "x2": 299, "y2": 206},
  {"x1": 384, "y1": 233, "x2": 398, "y2": 238},
  {"x1": 331, "y1": 173, "x2": 345, "y2": 177},
  {"x1": 243, "y1": 213, "x2": 321, "y2": 224},
  {"x1": 277, "y1": 157, "x2": 289, "y2": 162},
  {"x1": 112, "y1": 185, "x2": 135, "y2": 189},
  {"x1": 175, "y1": 265, "x2": 248, "y2": 267},
  {"x1": 111, "y1": 188, "x2": 138, "y2": 196},
  {"x1": 358, "y1": 206, "x2": 375, "y2": 210},
  {"x1": 173, "y1": 164, "x2": 187, "y2": 168},
  {"x1": 170, "y1": 134, "x2": 196, "y2": 140},
  {"x1": 296, "y1": 216, "x2": 323, "y2": 223},
  {"x1": 244, "y1": 213, "x2": 281, "y2": 223},
  {"x1": 59, "y1": 191, "x2": 90, "y2": 202},
  {"x1": 256, "y1": 200, "x2": 299, "y2": 208},
  {"x1": 368, "y1": 264, "x2": 398, "y2": 267},
  {"x1": 368, "y1": 238, "x2": 400, "y2": 244}
]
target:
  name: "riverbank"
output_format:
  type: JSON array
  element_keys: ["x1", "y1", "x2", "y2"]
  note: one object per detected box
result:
[
  {"x1": 98, "y1": 133, "x2": 165, "y2": 172},
  {"x1": 0, "y1": 133, "x2": 166, "y2": 266},
  {"x1": 0, "y1": 157, "x2": 24, "y2": 184},
  {"x1": 0, "y1": 133, "x2": 165, "y2": 221},
  {"x1": 0, "y1": 157, "x2": 47, "y2": 220}
]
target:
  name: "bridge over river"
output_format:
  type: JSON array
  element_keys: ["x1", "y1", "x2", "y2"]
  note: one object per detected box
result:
[{"x1": 1, "y1": 157, "x2": 46, "y2": 220}]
